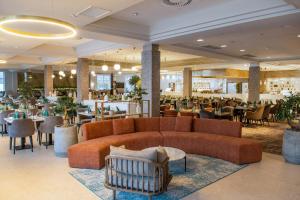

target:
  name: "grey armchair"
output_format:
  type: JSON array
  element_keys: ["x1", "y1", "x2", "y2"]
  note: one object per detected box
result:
[
  {"x1": 105, "y1": 155, "x2": 172, "y2": 200},
  {"x1": 38, "y1": 116, "x2": 63, "y2": 148},
  {"x1": 8, "y1": 119, "x2": 35, "y2": 154},
  {"x1": 0, "y1": 110, "x2": 15, "y2": 136}
]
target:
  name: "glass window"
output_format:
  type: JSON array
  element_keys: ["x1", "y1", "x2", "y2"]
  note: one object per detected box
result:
[
  {"x1": 0, "y1": 72, "x2": 4, "y2": 91},
  {"x1": 96, "y1": 74, "x2": 111, "y2": 90}
]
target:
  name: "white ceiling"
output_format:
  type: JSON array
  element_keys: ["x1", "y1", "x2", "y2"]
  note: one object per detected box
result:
[{"x1": 0, "y1": 0, "x2": 300, "y2": 72}]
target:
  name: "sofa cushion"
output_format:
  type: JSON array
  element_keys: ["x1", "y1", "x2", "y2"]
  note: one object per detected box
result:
[
  {"x1": 134, "y1": 117, "x2": 160, "y2": 132},
  {"x1": 193, "y1": 118, "x2": 242, "y2": 137},
  {"x1": 82, "y1": 120, "x2": 113, "y2": 141},
  {"x1": 160, "y1": 117, "x2": 176, "y2": 131},
  {"x1": 175, "y1": 116, "x2": 193, "y2": 132},
  {"x1": 113, "y1": 118, "x2": 135, "y2": 135},
  {"x1": 68, "y1": 131, "x2": 163, "y2": 169},
  {"x1": 161, "y1": 131, "x2": 261, "y2": 164}
]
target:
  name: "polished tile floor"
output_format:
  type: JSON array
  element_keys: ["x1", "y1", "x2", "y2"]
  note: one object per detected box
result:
[{"x1": 0, "y1": 127, "x2": 299, "y2": 200}]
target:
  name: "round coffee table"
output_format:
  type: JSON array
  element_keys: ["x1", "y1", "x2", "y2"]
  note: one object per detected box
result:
[{"x1": 145, "y1": 146, "x2": 186, "y2": 172}]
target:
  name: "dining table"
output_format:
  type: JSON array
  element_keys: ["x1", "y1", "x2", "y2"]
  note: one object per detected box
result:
[{"x1": 4, "y1": 116, "x2": 46, "y2": 150}]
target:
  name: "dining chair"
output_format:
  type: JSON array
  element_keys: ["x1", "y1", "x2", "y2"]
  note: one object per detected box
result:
[
  {"x1": 164, "y1": 110, "x2": 178, "y2": 117},
  {"x1": 8, "y1": 119, "x2": 35, "y2": 154},
  {"x1": 245, "y1": 106, "x2": 265, "y2": 125},
  {"x1": 262, "y1": 104, "x2": 272, "y2": 126},
  {"x1": 0, "y1": 110, "x2": 15, "y2": 136},
  {"x1": 199, "y1": 109, "x2": 215, "y2": 119},
  {"x1": 38, "y1": 116, "x2": 64, "y2": 148}
]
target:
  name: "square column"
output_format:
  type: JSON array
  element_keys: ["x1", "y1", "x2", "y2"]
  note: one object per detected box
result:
[
  {"x1": 183, "y1": 68, "x2": 192, "y2": 97},
  {"x1": 44, "y1": 65, "x2": 53, "y2": 96},
  {"x1": 5, "y1": 71, "x2": 18, "y2": 97},
  {"x1": 248, "y1": 63, "x2": 260, "y2": 103},
  {"x1": 141, "y1": 43, "x2": 160, "y2": 117},
  {"x1": 76, "y1": 58, "x2": 89, "y2": 102}
]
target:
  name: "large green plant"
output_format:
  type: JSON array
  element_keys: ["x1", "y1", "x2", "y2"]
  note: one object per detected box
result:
[
  {"x1": 54, "y1": 96, "x2": 77, "y2": 120},
  {"x1": 276, "y1": 94, "x2": 300, "y2": 131},
  {"x1": 127, "y1": 75, "x2": 147, "y2": 101},
  {"x1": 18, "y1": 81, "x2": 33, "y2": 99}
]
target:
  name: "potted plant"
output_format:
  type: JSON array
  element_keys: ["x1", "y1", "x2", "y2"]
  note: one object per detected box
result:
[
  {"x1": 53, "y1": 96, "x2": 77, "y2": 126},
  {"x1": 53, "y1": 96, "x2": 78, "y2": 157},
  {"x1": 276, "y1": 94, "x2": 300, "y2": 164},
  {"x1": 127, "y1": 75, "x2": 147, "y2": 114}
]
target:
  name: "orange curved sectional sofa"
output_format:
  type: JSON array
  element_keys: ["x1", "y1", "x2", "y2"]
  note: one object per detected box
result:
[{"x1": 68, "y1": 117, "x2": 262, "y2": 169}]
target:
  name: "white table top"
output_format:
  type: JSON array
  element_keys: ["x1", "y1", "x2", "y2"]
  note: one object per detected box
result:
[
  {"x1": 144, "y1": 146, "x2": 186, "y2": 161},
  {"x1": 4, "y1": 116, "x2": 45, "y2": 124}
]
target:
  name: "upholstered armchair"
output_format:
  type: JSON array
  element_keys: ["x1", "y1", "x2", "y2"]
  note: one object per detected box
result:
[
  {"x1": 245, "y1": 106, "x2": 265, "y2": 125},
  {"x1": 0, "y1": 110, "x2": 14, "y2": 136},
  {"x1": 38, "y1": 116, "x2": 63, "y2": 148},
  {"x1": 105, "y1": 155, "x2": 172, "y2": 200},
  {"x1": 262, "y1": 104, "x2": 271, "y2": 126},
  {"x1": 8, "y1": 119, "x2": 35, "y2": 154}
]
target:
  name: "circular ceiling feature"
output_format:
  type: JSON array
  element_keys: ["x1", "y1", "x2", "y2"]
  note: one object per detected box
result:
[
  {"x1": 0, "y1": 15, "x2": 77, "y2": 40},
  {"x1": 162, "y1": 0, "x2": 192, "y2": 7}
]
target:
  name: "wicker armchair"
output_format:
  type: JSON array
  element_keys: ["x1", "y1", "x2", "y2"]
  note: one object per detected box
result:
[
  {"x1": 245, "y1": 106, "x2": 265, "y2": 125},
  {"x1": 105, "y1": 155, "x2": 172, "y2": 200}
]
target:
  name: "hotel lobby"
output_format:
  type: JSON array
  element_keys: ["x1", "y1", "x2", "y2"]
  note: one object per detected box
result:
[{"x1": 0, "y1": 0, "x2": 300, "y2": 200}]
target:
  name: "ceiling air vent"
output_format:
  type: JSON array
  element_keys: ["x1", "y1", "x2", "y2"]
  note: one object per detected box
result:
[
  {"x1": 73, "y1": 6, "x2": 111, "y2": 19},
  {"x1": 201, "y1": 45, "x2": 222, "y2": 50},
  {"x1": 242, "y1": 54, "x2": 256, "y2": 58},
  {"x1": 162, "y1": 0, "x2": 192, "y2": 7}
]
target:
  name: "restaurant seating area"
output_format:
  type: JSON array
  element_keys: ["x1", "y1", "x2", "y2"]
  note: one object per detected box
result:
[{"x1": 0, "y1": 0, "x2": 300, "y2": 200}]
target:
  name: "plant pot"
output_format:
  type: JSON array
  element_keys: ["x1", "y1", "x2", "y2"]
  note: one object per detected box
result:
[
  {"x1": 283, "y1": 129, "x2": 300, "y2": 164},
  {"x1": 54, "y1": 125, "x2": 78, "y2": 158}
]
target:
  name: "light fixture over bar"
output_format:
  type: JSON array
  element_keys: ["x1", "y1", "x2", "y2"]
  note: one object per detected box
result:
[{"x1": 0, "y1": 15, "x2": 77, "y2": 39}]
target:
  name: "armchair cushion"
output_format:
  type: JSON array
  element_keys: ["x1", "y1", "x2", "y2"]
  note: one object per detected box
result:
[{"x1": 110, "y1": 145, "x2": 157, "y2": 176}]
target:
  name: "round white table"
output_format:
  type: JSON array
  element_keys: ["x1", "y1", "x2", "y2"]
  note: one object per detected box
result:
[{"x1": 145, "y1": 146, "x2": 186, "y2": 172}]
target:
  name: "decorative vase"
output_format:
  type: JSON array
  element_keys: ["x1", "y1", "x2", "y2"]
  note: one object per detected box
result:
[{"x1": 283, "y1": 129, "x2": 300, "y2": 164}]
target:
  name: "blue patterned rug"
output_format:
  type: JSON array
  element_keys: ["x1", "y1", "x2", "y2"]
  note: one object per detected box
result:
[{"x1": 70, "y1": 155, "x2": 246, "y2": 200}]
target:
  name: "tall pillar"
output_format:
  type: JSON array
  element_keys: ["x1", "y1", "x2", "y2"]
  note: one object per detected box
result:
[
  {"x1": 141, "y1": 43, "x2": 160, "y2": 117},
  {"x1": 248, "y1": 63, "x2": 260, "y2": 103},
  {"x1": 183, "y1": 68, "x2": 192, "y2": 97},
  {"x1": 5, "y1": 70, "x2": 18, "y2": 97},
  {"x1": 44, "y1": 65, "x2": 53, "y2": 96},
  {"x1": 76, "y1": 58, "x2": 89, "y2": 102}
]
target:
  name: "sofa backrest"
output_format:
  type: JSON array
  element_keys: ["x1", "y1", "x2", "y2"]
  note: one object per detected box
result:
[
  {"x1": 134, "y1": 117, "x2": 160, "y2": 132},
  {"x1": 113, "y1": 118, "x2": 135, "y2": 135},
  {"x1": 160, "y1": 117, "x2": 176, "y2": 131},
  {"x1": 82, "y1": 120, "x2": 113, "y2": 141},
  {"x1": 193, "y1": 118, "x2": 242, "y2": 138}
]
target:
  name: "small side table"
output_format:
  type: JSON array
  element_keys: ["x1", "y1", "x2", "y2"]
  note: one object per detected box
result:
[{"x1": 54, "y1": 125, "x2": 78, "y2": 157}]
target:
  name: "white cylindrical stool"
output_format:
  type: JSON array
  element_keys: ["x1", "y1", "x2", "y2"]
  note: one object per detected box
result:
[{"x1": 54, "y1": 125, "x2": 78, "y2": 157}]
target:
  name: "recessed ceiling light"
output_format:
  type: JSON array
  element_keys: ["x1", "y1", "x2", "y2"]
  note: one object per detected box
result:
[
  {"x1": 240, "y1": 49, "x2": 246, "y2": 52},
  {"x1": 0, "y1": 59, "x2": 7, "y2": 64},
  {"x1": 266, "y1": 56, "x2": 271, "y2": 59},
  {"x1": 197, "y1": 39, "x2": 204, "y2": 42},
  {"x1": 132, "y1": 12, "x2": 139, "y2": 16},
  {"x1": 297, "y1": 34, "x2": 300, "y2": 38},
  {"x1": 220, "y1": 45, "x2": 227, "y2": 48}
]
